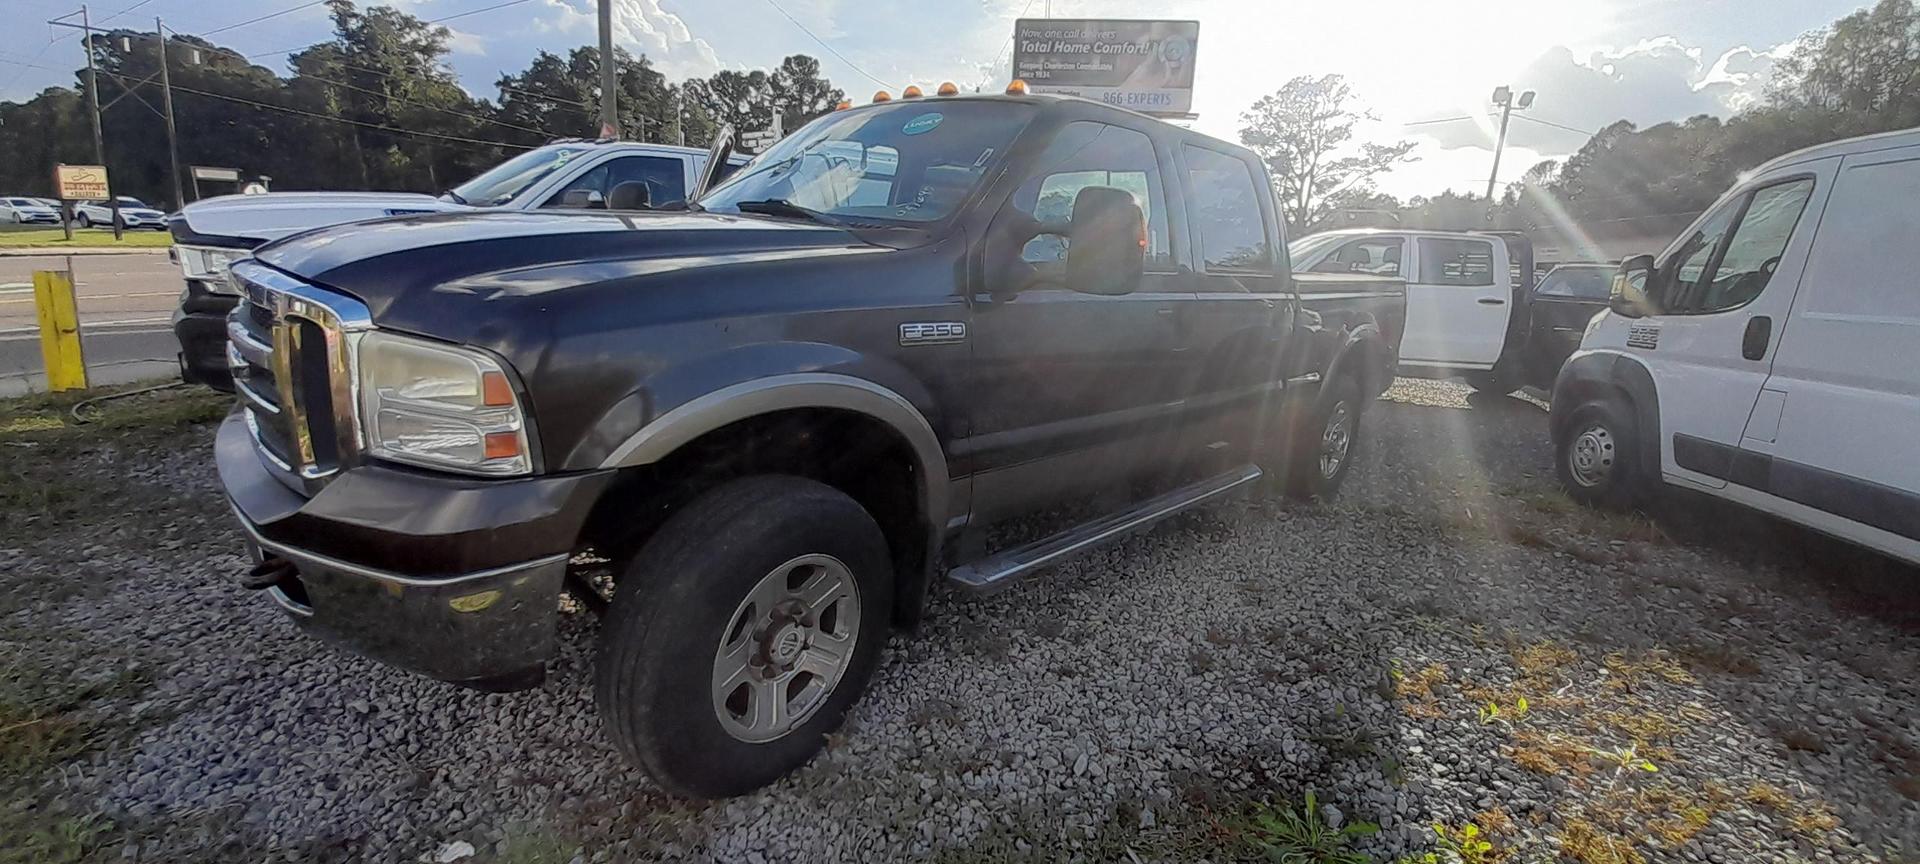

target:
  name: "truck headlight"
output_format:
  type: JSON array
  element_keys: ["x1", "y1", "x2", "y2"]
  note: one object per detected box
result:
[
  {"x1": 356, "y1": 331, "x2": 531, "y2": 476},
  {"x1": 176, "y1": 245, "x2": 248, "y2": 294}
]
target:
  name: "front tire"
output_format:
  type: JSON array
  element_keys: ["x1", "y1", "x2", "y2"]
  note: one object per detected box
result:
[
  {"x1": 1280, "y1": 374, "x2": 1362, "y2": 501},
  {"x1": 76, "y1": 212, "x2": 91, "y2": 228},
  {"x1": 1555, "y1": 400, "x2": 1642, "y2": 508},
  {"x1": 595, "y1": 475, "x2": 893, "y2": 798}
]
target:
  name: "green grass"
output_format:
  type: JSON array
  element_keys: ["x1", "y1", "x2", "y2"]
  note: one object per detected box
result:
[{"x1": 0, "y1": 226, "x2": 172, "y2": 249}]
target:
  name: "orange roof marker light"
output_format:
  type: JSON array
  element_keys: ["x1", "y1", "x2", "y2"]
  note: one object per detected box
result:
[
  {"x1": 872, "y1": 90, "x2": 892, "y2": 103},
  {"x1": 834, "y1": 99, "x2": 852, "y2": 111},
  {"x1": 902, "y1": 85, "x2": 923, "y2": 99},
  {"x1": 936, "y1": 81, "x2": 959, "y2": 96},
  {"x1": 1005, "y1": 79, "x2": 1029, "y2": 95}
]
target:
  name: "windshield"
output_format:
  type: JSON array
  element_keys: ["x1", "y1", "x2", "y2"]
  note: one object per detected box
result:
[
  {"x1": 447, "y1": 145, "x2": 591, "y2": 207},
  {"x1": 1285, "y1": 233, "x2": 1347, "y2": 268},
  {"x1": 701, "y1": 101, "x2": 1037, "y2": 225},
  {"x1": 117, "y1": 197, "x2": 149, "y2": 208}
]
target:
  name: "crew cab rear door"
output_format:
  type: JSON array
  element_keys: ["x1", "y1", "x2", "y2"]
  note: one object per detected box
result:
[{"x1": 1399, "y1": 235, "x2": 1510, "y2": 368}]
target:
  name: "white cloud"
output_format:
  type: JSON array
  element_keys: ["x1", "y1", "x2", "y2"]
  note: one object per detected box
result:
[
  {"x1": 533, "y1": 0, "x2": 722, "y2": 78},
  {"x1": 444, "y1": 28, "x2": 489, "y2": 57}
]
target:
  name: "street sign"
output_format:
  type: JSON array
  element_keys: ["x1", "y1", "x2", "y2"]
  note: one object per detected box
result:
[
  {"x1": 53, "y1": 164, "x2": 111, "y2": 201},
  {"x1": 1011, "y1": 19, "x2": 1200, "y2": 117},
  {"x1": 190, "y1": 165, "x2": 241, "y2": 182}
]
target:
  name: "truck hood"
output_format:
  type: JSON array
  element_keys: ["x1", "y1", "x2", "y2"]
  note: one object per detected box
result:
[
  {"x1": 176, "y1": 191, "x2": 463, "y2": 244},
  {"x1": 252, "y1": 209, "x2": 890, "y2": 341}
]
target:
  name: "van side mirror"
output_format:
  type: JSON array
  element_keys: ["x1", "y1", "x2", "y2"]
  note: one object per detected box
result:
[
  {"x1": 1065, "y1": 187, "x2": 1144, "y2": 296},
  {"x1": 1610, "y1": 254, "x2": 1656, "y2": 318}
]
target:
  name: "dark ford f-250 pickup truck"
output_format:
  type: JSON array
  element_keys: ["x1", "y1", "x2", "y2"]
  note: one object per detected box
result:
[{"x1": 215, "y1": 92, "x2": 1405, "y2": 797}]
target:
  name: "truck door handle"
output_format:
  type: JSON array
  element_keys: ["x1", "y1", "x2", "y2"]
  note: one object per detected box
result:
[
  {"x1": 1477, "y1": 298, "x2": 1506, "y2": 306},
  {"x1": 1743, "y1": 316, "x2": 1772, "y2": 361}
]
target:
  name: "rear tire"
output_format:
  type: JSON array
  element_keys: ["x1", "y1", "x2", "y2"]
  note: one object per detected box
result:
[
  {"x1": 1555, "y1": 400, "x2": 1642, "y2": 509},
  {"x1": 595, "y1": 475, "x2": 893, "y2": 798},
  {"x1": 76, "y1": 212, "x2": 91, "y2": 229},
  {"x1": 1280, "y1": 374, "x2": 1362, "y2": 501}
]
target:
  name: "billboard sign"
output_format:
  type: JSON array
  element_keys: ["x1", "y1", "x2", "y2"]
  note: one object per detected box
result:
[
  {"x1": 53, "y1": 164, "x2": 110, "y2": 201},
  {"x1": 1011, "y1": 19, "x2": 1199, "y2": 116}
]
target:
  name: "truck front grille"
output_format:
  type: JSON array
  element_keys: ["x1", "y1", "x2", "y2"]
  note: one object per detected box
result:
[{"x1": 226, "y1": 261, "x2": 371, "y2": 493}]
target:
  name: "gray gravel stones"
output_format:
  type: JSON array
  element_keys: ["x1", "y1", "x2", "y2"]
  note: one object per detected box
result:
[{"x1": 6, "y1": 379, "x2": 1918, "y2": 862}]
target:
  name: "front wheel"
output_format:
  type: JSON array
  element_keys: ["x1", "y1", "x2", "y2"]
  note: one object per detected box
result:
[
  {"x1": 595, "y1": 475, "x2": 893, "y2": 798},
  {"x1": 1555, "y1": 401, "x2": 1643, "y2": 508},
  {"x1": 1279, "y1": 375, "x2": 1362, "y2": 501},
  {"x1": 75, "y1": 212, "x2": 91, "y2": 228}
]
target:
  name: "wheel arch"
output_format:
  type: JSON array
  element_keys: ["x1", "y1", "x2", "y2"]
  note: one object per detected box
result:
[
  {"x1": 1552, "y1": 349, "x2": 1661, "y2": 476},
  {"x1": 587, "y1": 373, "x2": 948, "y2": 628},
  {"x1": 1323, "y1": 322, "x2": 1395, "y2": 402}
]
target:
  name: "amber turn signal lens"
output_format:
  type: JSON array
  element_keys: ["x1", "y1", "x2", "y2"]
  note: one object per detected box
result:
[
  {"x1": 483, "y1": 431, "x2": 521, "y2": 460},
  {"x1": 481, "y1": 370, "x2": 514, "y2": 407}
]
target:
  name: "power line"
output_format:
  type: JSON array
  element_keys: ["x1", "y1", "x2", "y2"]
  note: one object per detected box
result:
[
  {"x1": 98, "y1": 0, "x2": 159, "y2": 25},
  {"x1": 1402, "y1": 115, "x2": 1479, "y2": 127},
  {"x1": 1510, "y1": 113, "x2": 1597, "y2": 136},
  {"x1": 759, "y1": 0, "x2": 894, "y2": 91},
  {"x1": 172, "y1": 37, "x2": 553, "y2": 138},
  {"x1": 203, "y1": 0, "x2": 329, "y2": 37},
  {"x1": 171, "y1": 83, "x2": 530, "y2": 150},
  {"x1": 427, "y1": 0, "x2": 536, "y2": 25},
  {"x1": 0, "y1": 35, "x2": 71, "y2": 93},
  {"x1": 988, "y1": 0, "x2": 1039, "y2": 83}
]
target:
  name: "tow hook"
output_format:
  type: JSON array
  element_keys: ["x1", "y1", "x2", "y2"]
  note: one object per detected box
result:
[{"x1": 240, "y1": 555, "x2": 297, "y2": 591}]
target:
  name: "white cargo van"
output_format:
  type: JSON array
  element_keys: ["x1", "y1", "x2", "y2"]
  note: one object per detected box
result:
[{"x1": 1550, "y1": 126, "x2": 1920, "y2": 566}]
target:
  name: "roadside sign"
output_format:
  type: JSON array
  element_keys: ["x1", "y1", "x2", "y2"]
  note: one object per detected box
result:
[
  {"x1": 1011, "y1": 18, "x2": 1200, "y2": 117},
  {"x1": 53, "y1": 164, "x2": 111, "y2": 201},
  {"x1": 190, "y1": 165, "x2": 241, "y2": 182}
]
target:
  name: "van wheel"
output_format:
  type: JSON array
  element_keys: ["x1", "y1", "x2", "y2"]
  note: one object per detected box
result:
[
  {"x1": 595, "y1": 475, "x2": 893, "y2": 798},
  {"x1": 1556, "y1": 401, "x2": 1641, "y2": 508},
  {"x1": 1280, "y1": 374, "x2": 1362, "y2": 501}
]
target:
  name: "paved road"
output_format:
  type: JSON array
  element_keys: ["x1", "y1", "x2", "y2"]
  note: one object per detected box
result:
[{"x1": 0, "y1": 252, "x2": 184, "y2": 395}]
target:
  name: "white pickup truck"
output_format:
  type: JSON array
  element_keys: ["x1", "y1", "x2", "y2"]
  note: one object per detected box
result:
[
  {"x1": 168, "y1": 139, "x2": 749, "y2": 389},
  {"x1": 1287, "y1": 228, "x2": 1596, "y2": 393}
]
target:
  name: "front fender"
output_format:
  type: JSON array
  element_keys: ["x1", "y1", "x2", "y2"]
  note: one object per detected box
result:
[
  {"x1": 1323, "y1": 322, "x2": 1394, "y2": 401},
  {"x1": 1551, "y1": 349, "x2": 1661, "y2": 474},
  {"x1": 566, "y1": 341, "x2": 949, "y2": 532}
]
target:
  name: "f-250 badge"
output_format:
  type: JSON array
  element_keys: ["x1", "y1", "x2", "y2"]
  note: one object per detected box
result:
[{"x1": 899, "y1": 322, "x2": 967, "y2": 346}]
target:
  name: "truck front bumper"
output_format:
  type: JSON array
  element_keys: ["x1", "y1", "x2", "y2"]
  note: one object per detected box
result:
[{"x1": 216, "y1": 411, "x2": 614, "y2": 691}]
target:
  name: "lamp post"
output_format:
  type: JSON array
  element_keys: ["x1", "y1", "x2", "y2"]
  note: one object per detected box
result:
[{"x1": 1486, "y1": 85, "x2": 1535, "y2": 202}]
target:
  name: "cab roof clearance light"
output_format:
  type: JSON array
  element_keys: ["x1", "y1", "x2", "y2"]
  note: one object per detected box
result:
[
  {"x1": 834, "y1": 99, "x2": 852, "y2": 111},
  {"x1": 1005, "y1": 79, "x2": 1029, "y2": 95},
  {"x1": 872, "y1": 90, "x2": 892, "y2": 103},
  {"x1": 902, "y1": 85, "x2": 923, "y2": 99},
  {"x1": 937, "y1": 81, "x2": 959, "y2": 96}
]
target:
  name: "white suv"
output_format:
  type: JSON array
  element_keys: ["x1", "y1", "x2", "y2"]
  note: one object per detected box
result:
[{"x1": 1551, "y1": 125, "x2": 1920, "y2": 566}]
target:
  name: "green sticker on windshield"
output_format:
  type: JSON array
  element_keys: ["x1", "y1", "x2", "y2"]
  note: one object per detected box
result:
[{"x1": 902, "y1": 112, "x2": 943, "y2": 136}]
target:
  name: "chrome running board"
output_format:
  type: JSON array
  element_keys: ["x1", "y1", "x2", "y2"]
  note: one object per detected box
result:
[{"x1": 945, "y1": 464, "x2": 1263, "y2": 593}]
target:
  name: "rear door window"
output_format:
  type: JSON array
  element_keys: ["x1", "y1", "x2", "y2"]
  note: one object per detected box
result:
[
  {"x1": 1416, "y1": 238, "x2": 1495, "y2": 286},
  {"x1": 1310, "y1": 237, "x2": 1403, "y2": 277},
  {"x1": 1183, "y1": 145, "x2": 1270, "y2": 272}
]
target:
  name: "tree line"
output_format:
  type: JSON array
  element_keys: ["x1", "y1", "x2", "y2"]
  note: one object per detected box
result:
[
  {"x1": 0, "y1": 0, "x2": 845, "y2": 208},
  {"x1": 1237, "y1": 0, "x2": 1920, "y2": 239}
]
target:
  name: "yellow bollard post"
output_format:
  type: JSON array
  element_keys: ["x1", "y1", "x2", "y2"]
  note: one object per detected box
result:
[{"x1": 33, "y1": 269, "x2": 88, "y2": 392}]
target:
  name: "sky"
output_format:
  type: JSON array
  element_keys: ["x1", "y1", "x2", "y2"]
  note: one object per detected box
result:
[{"x1": 0, "y1": 0, "x2": 1874, "y2": 198}]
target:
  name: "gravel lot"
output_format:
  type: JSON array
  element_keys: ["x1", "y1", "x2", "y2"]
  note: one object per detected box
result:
[{"x1": 3, "y1": 379, "x2": 1918, "y2": 863}]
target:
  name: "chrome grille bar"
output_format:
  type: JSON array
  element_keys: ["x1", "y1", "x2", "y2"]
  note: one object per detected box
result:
[{"x1": 227, "y1": 260, "x2": 372, "y2": 494}]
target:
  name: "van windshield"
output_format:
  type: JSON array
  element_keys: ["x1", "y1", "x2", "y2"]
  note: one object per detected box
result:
[
  {"x1": 701, "y1": 102, "x2": 1037, "y2": 225},
  {"x1": 447, "y1": 145, "x2": 591, "y2": 207}
]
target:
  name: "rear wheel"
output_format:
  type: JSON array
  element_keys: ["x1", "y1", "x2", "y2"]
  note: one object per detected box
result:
[
  {"x1": 75, "y1": 212, "x2": 91, "y2": 228},
  {"x1": 595, "y1": 475, "x2": 893, "y2": 798},
  {"x1": 1556, "y1": 401, "x2": 1642, "y2": 508}
]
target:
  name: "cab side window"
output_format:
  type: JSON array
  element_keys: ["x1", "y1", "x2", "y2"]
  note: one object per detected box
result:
[
  {"x1": 1311, "y1": 238, "x2": 1403, "y2": 277},
  {"x1": 1183, "y1": 145, "x2": 1270, "y2": 272},
  {"x1": 1005, "y1": 121, "x2": 1170, "y2": 269},
  {"x1": 1657, "y1": 178, "x2": 1814, "y2": 315},
  {"x1": 545, "y1": 155, "x2": 688, "y2": 209},
  {"x1": 1416, "y1": 238, "x2": 1494, "y2": 286}
]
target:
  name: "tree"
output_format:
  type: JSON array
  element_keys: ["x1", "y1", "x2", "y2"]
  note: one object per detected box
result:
[
  {"x1": 768, "y1": 54, "x2": 843, "y2": 132},
  {"x1": 1770, "y1": 0, "x2": 1920, "y2": 118},
  {"x1": 1237, "y1": 74, "x2": 1414, "y2": 233}
]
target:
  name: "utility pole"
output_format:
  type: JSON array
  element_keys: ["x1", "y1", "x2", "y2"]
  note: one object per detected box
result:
[
  {"x1": 1485, "y1": 85, "x2": 1535, "y2": 205},
  {"x1": 597, "y1": 0, "x2": 619, "y2": 138},
  {"x1": 156, "y1": 17, "x2": 185, "y2": 208},
  {"x1": 79, "y1": 6, "x2": 124, "y2": 240}
]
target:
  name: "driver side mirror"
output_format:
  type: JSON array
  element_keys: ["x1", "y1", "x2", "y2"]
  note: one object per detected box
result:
[
  {"x1": 560, "y1": 189, "x2": 605, "y2": 210},
  {"x1": 1065, "y1": 187, "x2": 1145, "y2": 296},
  {"x1": 1610, "y1": 254, "x2": 1656, "y2": 318}
]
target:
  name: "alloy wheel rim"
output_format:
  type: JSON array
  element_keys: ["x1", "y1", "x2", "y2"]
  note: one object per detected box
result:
[
  {"x1": 711, "y1": 553, "x2": 861, "y2": 743},
  {"x1": 1319, "y1": 401, "x2": 1352, "y2": 479},
  {"x1": 1569, "y1": 424, "x2": 1616, "y2": 487}
]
